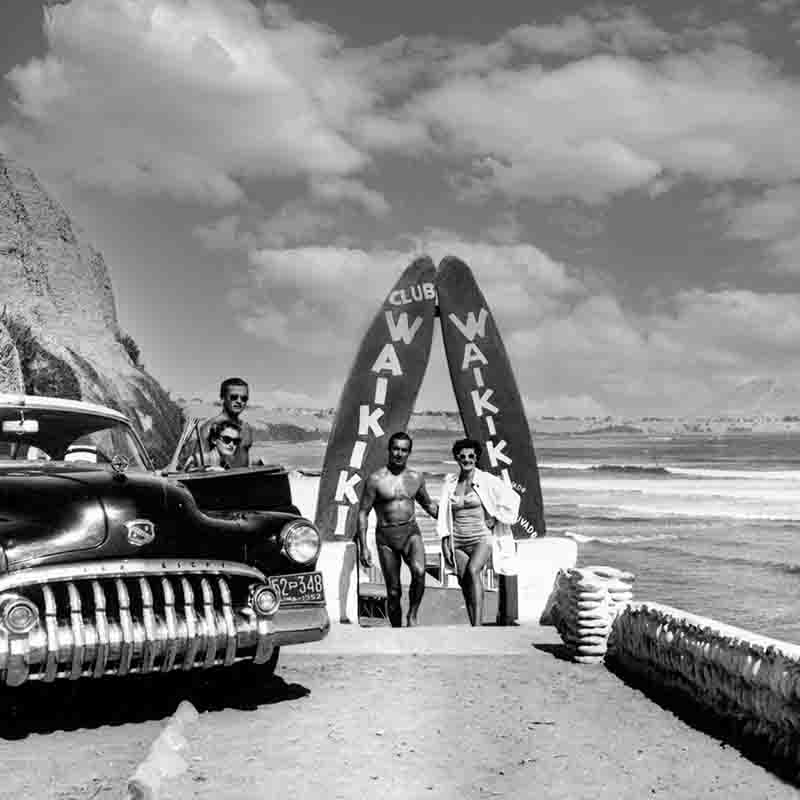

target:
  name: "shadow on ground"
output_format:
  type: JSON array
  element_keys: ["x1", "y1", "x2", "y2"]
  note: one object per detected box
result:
[
  {"x1": 604, "y1": 657, "x2": 800, "y2": 789},
  {"x1": 0, "y1": 668, "x2": 310, "y2": 740},
  {"x1": 533, "y1": 641, "x2": 800, "y2": 788},
  {"x1": 532, "y1": 642, "x2": 576, "y2": 663}
]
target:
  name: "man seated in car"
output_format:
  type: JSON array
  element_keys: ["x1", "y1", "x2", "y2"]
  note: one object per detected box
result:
[{"x1": 199, "y1": 377, "x2": 254, "y2": 468}]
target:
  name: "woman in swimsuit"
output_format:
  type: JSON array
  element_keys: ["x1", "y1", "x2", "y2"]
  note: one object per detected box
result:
[
  {"x1": 437, "y1": 439, "x2": 494, "y2": 626},
  {"x1": 436, "y1": 437, "x2": 522, "y2": 626}
]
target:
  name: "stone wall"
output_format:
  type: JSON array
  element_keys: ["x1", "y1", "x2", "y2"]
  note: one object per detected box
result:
[{"x1": 608, "y1": 602, "x2": 800, "y2": 781}]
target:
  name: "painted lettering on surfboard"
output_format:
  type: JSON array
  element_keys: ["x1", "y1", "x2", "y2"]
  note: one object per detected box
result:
[
  {"x1": 436, "y1": 256, "x2": 546, "y2": 537},
  {"x1": 314, "y1": 257, "x2": 437, "y2": 540}
]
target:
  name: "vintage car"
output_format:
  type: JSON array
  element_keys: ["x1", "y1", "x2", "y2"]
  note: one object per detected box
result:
[{"x1": 0, "y1": 394, "x2": 329, "y2": 688}]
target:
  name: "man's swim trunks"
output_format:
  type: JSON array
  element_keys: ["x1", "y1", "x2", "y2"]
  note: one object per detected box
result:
[{"x1": 375, "y1": 519, "x2": 422, "y2": 557}]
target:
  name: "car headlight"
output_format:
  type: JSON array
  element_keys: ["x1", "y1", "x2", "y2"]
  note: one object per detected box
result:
[{"x1": 280, "y1": 520, "x2": 321, "y2": 565}]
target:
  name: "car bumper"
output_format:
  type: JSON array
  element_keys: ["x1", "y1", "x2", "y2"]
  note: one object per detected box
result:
[
  {"x1": 0, "y1": 602, "x2": 331, "y2": 687},
  {"x1": 0, "y1": 559, "x2": 330, "y2": 687},
  {"x1": 271, "y1": 605, "x2": 330, "y2": 647}
]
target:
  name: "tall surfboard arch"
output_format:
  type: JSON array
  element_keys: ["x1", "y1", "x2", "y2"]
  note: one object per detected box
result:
[
  {"x1": 314, "y1": 254, "x2": 545, "y2": 541},
  {"x1": 436, "y1": 256, "x2": 545, "y2": 538},
  {"x1": 314, "y1": 257, "x2": 437, "y2": 541}
]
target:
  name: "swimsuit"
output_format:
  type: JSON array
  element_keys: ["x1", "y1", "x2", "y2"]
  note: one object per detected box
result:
[
  {"x1": 452, "y1": 490, "x2": 492, "y2": 549},
  {"x1": 375, "y1": 519, "x2": 423, "y2": 557}
]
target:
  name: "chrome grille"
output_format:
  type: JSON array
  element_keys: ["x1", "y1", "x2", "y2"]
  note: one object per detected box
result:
[{"x1": 0, "y1": 559, "x2": 277, "y2": 686}]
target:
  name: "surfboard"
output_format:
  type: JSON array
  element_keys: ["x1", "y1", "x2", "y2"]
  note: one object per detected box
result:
[
  {"x1": 436, "y1": 256, "x2": 546, "y2": 538},
  {"x1": 314, "y1": 256, "x2": 437, "y2": 541}
]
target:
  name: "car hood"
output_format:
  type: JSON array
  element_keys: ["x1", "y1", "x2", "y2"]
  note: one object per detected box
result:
[
  {"x1": 0, "y1": 463, "x2": 169, "y2": 569},
  {"x1": 0, "y1": 463, "x2": 295, "y2": 573}
]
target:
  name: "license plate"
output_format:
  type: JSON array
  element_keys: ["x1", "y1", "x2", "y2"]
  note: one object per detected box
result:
[{"x1": 269, "y1": 572, "x2": 326, "y2": 605}]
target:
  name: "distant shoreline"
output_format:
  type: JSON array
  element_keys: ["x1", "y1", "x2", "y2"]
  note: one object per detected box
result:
[{"x1": 178, "y1": 399, "x2": 800, "y2": 441}]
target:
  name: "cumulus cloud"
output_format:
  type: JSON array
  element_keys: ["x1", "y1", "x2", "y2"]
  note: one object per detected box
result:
[
  {"x1": 661, "y1": 290, "x2": 800, "y2": 359},
  {"x1": 7, "y1": 2, "x2": 800, "y2": 415},
  {"x1": 7, "y1": 2, "x2": 800, "y2": 212},
  {"x1": 248, "y1": 245, "x2": 401, "y2": 296},
  {"x1": 504, "y1": 287, "x2": 800, "y2": 414},
  {"x1": 5, "y1": 0, "x2": 370, "y2": 203},
  {"x1": 309, "y1": 176, "x2": 390, "y2": 216},
  {"x1": 507, "y1": 8, "x2": 673, "y2": 57},
  {"x1": 405, "y1": 43, "x2": 800, "y2": 204},
  {"x1": 236, "y1": 234, "x2": 588, "y2": 356},
  {"x1": 235, "y1": 225, "x2": 800, "y2": 413},
  {"x1": 759, "y1": 0, "x2": 798, "y2": 13},
  {"x1": 237, "y1": 245, "x2": 413, "y2": 353},
  {"x1": 725, "y1": 185, "x2": 800, "y2": 273},
  {"x1": 192, "y1": 203, "x2": 341, "y2": 251},
  {"x1": 257, "y1": 205, "x2": 339, "y2": 248},
  {"x1": 414, "y1": 232, "x2": 588, "y2": 309}
]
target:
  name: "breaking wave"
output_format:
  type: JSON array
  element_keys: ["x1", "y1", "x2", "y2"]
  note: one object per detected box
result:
[
  {"x1": 541, "y1": 462, "x2": 800, "y2": 481},
  {"x1": 562, "y1": 531, "x2": 679, "y2": 545}
]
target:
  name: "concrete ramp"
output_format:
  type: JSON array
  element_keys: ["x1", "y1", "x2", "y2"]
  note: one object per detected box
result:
[
  {"x1": 357, "y1": 582, "x2": 500, "y2": 627},
  {"x1": 293, "y1": 620, "x2": 559, "y2": 655}
]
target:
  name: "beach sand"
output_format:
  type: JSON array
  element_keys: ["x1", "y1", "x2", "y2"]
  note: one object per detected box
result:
[
  {"x1": 156, "y1": 624, "x2": 797, "y2": 799},
  {"x1": 0, "y1": 479, "x2": 795, "y2": 796},
  {"x1": 0, "y1": 628, "x2": 792, "y2": 798}
]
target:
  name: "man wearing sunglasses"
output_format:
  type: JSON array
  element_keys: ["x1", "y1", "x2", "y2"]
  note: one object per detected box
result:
[{"x1": 199, "y1": 377, "x2": 254, "y2": 468}]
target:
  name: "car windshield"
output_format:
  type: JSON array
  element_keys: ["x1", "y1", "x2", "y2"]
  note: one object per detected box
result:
[
  {"x1": 0, "y1": 406, "x2": 151, "y2": 469},
  {"x1": 167, "y1": 417, "x2": 213, "y2": 472}
]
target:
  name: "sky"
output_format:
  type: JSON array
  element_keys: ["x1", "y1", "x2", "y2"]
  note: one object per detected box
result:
[{"x1": 2, "y1": 0, "x2": 800, "y2": 416}]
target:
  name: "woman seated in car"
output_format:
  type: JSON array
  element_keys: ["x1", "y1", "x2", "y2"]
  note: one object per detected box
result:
[{"x1": 184, "y1": 420, "x2": 242, "y2": 471}]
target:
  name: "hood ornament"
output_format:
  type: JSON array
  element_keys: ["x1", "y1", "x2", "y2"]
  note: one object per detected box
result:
[
  {"x1": 125, "y1": 519, "x2": 156, "y2": 547},
  {"x1": 111, "y1": 455, "x2": 130, "y2": 474}
]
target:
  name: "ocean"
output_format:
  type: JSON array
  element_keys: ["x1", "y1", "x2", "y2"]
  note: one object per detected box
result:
[{"x1": 254, "y1": 430, "x2": 800, "y2": 644}]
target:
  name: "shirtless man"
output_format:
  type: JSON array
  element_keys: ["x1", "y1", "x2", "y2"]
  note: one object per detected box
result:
[{"x1": 357, "y1": 432, "x2": 438, "y2": 628}]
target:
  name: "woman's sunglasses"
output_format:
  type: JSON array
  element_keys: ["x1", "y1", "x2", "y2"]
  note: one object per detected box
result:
[
  {"x1": 456, "y1": 451, "x2": 477, "y2": 461},
  {"x1": 219, "y1": 435, "x2": 241, "y2": 445},
  {"x1": 228, "y1": 394, "x2": 248, "y2": 402}
]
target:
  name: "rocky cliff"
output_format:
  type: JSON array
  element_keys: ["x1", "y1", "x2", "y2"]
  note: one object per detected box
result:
[{"x1": 0, "y1": 154, "x2": 182, "y2": 466}]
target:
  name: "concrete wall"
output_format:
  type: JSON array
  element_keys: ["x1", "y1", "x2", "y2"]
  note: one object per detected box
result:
[
  {"x1": 291, "y1": 473, "x2": 577, "y2": 625},
  {"x1": 316, "y1": 541, "x2": 360, "y2": 624},
  {"x1": 515, "y1": 538, "x2": 578, "y2": 624},
  {"x1": 316, "y1": 535, "x2": 578, "y2": 625},
  {"x1": 609, "y1": 602, "x2": 800, "y2": 778}
]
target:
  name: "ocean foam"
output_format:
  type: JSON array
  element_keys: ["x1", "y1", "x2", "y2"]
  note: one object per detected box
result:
[
  {"x1": 541, "y1": 462, "x2": 800, "y2": 481},
  {"x1": 563, "y1": 530, "x2": 679, "y2": 545}
]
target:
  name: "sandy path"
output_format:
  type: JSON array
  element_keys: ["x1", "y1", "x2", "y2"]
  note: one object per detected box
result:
[{"x1": 0, "y1": 625, "x2": 795, "y2": 799}]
